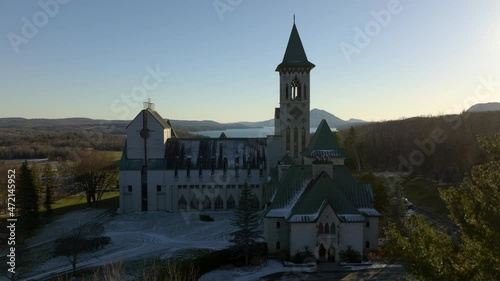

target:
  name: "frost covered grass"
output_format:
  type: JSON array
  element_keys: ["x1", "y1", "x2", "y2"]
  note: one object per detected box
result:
[{"x1": 20, "y1": 210, "x2": 236, "y2": 280}]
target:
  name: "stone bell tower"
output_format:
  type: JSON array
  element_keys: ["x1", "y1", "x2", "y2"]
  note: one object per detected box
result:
[{"x1": 274, "y1": 21, "x2": 315, "y2": 162}]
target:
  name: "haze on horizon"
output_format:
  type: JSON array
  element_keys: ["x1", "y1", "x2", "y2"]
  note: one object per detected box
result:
[{"x1": 1, "y1": 0, "x2": 499, "y2": 123}]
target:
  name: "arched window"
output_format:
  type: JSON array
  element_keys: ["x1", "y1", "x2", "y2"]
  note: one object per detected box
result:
[
  {"x1": 190, "y1": 196, "x2": 199, "y2": 210},
  {"x1": 215, "y1": 195, "x2": 223, "y2": 210},
  {"x1": 178, "y1": 196, "x2": 187, "y2": 210},
  {"x1": 325, "y1": 223, "x2": 329, "y2": 234},
  {"x1": 276, "y1": 220, "x2": 281, "y2": 229},
  {"x1": 291, "y1": 78, "x2": 301, "y2": 100},
  {"x1": 211, "y1": 156, "x2": 215, "y2": 176},
  {"x1": 227, "y1": 195, "x2": 236, "y2": 209},
  {"x1": 235, "y1": 156, "x2": 240, "y2": 177},
  {"x1": 366, "y1": 241, "x2": 370, "y2": 248},
  {"x1": 276, "y1": 241, "x2": 281, "y2": 250},
  {"x1": 304, "y1": 84, "x2": 307, "y2": 100},
  {"x1": 285, "y1": 84, "x2": 289, "y2": 100},
  {"x1": 318, "y1": 222, "x2": 324, "y2": 234},
  {"x1": 203, "y1": 195, "x2": 211, "y2": 210},
  {"x1": 331, "y1": 223, "x2": 336, "y2": 234},
  {"x1": 301, "y1": 127, "x2": 306, "y2": 152},
  {"x1": 223, "y1": 157, "x2": 228, "y2": 177},
  {"x1": 286, "y1": 127, "x2": 290, "y2": 153}
]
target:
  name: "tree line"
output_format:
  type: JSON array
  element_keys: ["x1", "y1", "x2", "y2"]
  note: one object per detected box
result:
[{"x1": 339, "y1": 111, "x2": 500, "y2": 183}]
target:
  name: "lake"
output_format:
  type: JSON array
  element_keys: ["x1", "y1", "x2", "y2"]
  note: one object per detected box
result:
[{"x1": 193, "y1": 127, "x2": 323, "y2": 138}]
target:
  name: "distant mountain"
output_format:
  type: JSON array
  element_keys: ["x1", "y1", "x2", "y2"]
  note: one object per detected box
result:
[
  {"x1": 169, "y1": 120, "x2": 254, "y2": 132},
  {"x1": 467, "y1": 102, "x2": 500, "y2": 113},
  {"x1": 238, "y1": 108, "x2": 367, "y2": 130},
  {"x1": 0, "y1": 108, "x2": 366, "y2": 133}
]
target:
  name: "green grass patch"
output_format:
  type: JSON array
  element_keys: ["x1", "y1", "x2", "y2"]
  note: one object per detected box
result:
[
  {"x1": 402, "y1": 176, "x2": 449, "y2": 215},
  {"x1": 102, "y1": 150, "x2": 123, "y2": 162},
  {"x1": 47, "y1": 191, "x2": 119, "y2": 218}
]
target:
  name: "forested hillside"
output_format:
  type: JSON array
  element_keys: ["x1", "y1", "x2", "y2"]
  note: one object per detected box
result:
[{"x1": 340, "y1": 111, "x2": 500, "y2": 183}]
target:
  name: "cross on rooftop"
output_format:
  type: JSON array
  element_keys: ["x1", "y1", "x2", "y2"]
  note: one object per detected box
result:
[{"x1": 144, "y1": 98, "x2": 155, "y2": 110}]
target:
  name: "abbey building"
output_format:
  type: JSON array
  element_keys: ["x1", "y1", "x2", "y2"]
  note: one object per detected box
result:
[{"x1": 119, "y1": 22, "x2": 380, "y2": 261}]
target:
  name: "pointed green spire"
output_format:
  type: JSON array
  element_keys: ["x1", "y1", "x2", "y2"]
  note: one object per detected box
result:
[
  {"x1": 302, "y1": 119, "x2": 346, "y2": 158},
  {"x1": 276, "y1": 23, "x2": 315, "y2": 71}
]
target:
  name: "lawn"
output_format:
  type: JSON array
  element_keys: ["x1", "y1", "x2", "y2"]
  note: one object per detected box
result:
[{"x1": 48, "y1": 191, "x2": 120, "y2": 218}]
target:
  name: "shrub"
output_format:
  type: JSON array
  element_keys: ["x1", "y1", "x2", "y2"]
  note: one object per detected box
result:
[
  {"x1": 189, "y1": 248, "x2": 231, "y2": 276},
  {"x1": 339, "y1": 246, "x2": 362, "y2": 263},
  {"x1": 292, "y1": 247, "x2": 315, "y2": 264},
  {"x1": 199, "y1": 214, "x2": 214, "y2": 222}
]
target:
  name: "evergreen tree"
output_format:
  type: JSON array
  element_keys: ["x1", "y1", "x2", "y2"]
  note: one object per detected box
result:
[
  {"x1": 42, "y1": 164, "x2": 55, "y2": 216},
  {"x1": 18, "y1": 161, "x2": 39, "y2": 235},
  {"x1": 229, "y1": 182, "x2": 262, "y2": 265},
  {"x1": 386, "y1": 133, "x2": 500, "y2": 281},
  {"x1": 343, "y1": 126, "x2": 363, "y2": 171}
]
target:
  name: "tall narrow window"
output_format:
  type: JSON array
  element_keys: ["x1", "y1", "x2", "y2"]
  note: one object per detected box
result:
[
  {"x1": 186, "y1": 157, "x2": 191, "y2": 178},
  {"x1": 325, "y1": 223, "x2": 329, "y2": 234},
  {"x1": 366, "y1": 241, "x2": 370, "y2": 248},
  {"x1": 276, "y1": 220, "x2": 281, "y2": 229},
  {"x1": 318, "y1": 223, "x2": 324, "y2": 234},
  {"x1": 286, "y1": 128, "x2": 290, "y2": 153},
  {"x1": 276, "y1": 241, "x2": 281, "y2": 250},
  {"x1": 235, "y1": 156, "x2": 239, "y2": 177},
  {"x1": 331, "y1": 223, "x2": 336, "y2": 234},
  {"x1": 304, "y1": 84, "x2": 307, "y2": 100},
  {"x1": 223, "y1": 157, "x2": 228, "y2": 177},
  {"x1": 294, "y1": 127, "x2": 298, "y2": 157},
  {"x1": 211, "y1": 156, "x2": 215, "y2": 176},
  {"x1": 285, "y1": 84, "x2": 289, "y2": 100},
  {"x1": 291, "y1": 78, "x2": 301, "y2": 100},
  {"x1": 174, "y1": 156, "x2": 179, "y2": 177},
  {"x1": 302, "y1": 127, "x2": 306, "y2": 153}
]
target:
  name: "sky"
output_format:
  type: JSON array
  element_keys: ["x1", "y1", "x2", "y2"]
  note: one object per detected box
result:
[{"x1": 1, "y1": 0, "x2": 500, "y2": 123}]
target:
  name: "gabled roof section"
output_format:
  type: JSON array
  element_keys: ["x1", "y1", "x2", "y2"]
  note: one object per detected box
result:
[
  {"x1": 290, "y1": 172, "x2": 361, "y2": 222},
  {"x1": 279, "y1": 154, "x2": 296, "y2": 166},
  {"x1": 264, "y1": 165, "x2": 312, "y2": 218},
  {"x1": 125, "y1": 109, "x2": 172, "y2": 130},
  {"x1": 302, "y1": 119, "x2": 346, "y2": 158},
  {"x1": 276, "y1": 23, "x2": 315, "y2": 71}
]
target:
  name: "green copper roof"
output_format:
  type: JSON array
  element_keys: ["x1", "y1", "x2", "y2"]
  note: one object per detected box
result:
[
  {"x1": 264, "y1": 165, "x2": 312, "y2": 217},
  {"x1": 264, "y1": 164, "x2": 378, "y2": 222},
  {"x1": 302, "y1": 119, "x2": 346, "y2": 158},
  {"x1": 276, "y1": 24, "x2": 315, "y2": 71},
  {"x1": 279, "y1": 154, "x2": 296, "y2": 165},
  {"x1": 290, "y1": 172, "x2": 361, "y2": 220},
  {"x1": 289, "y1": 166, "x2": 376, "y2": 222}
]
